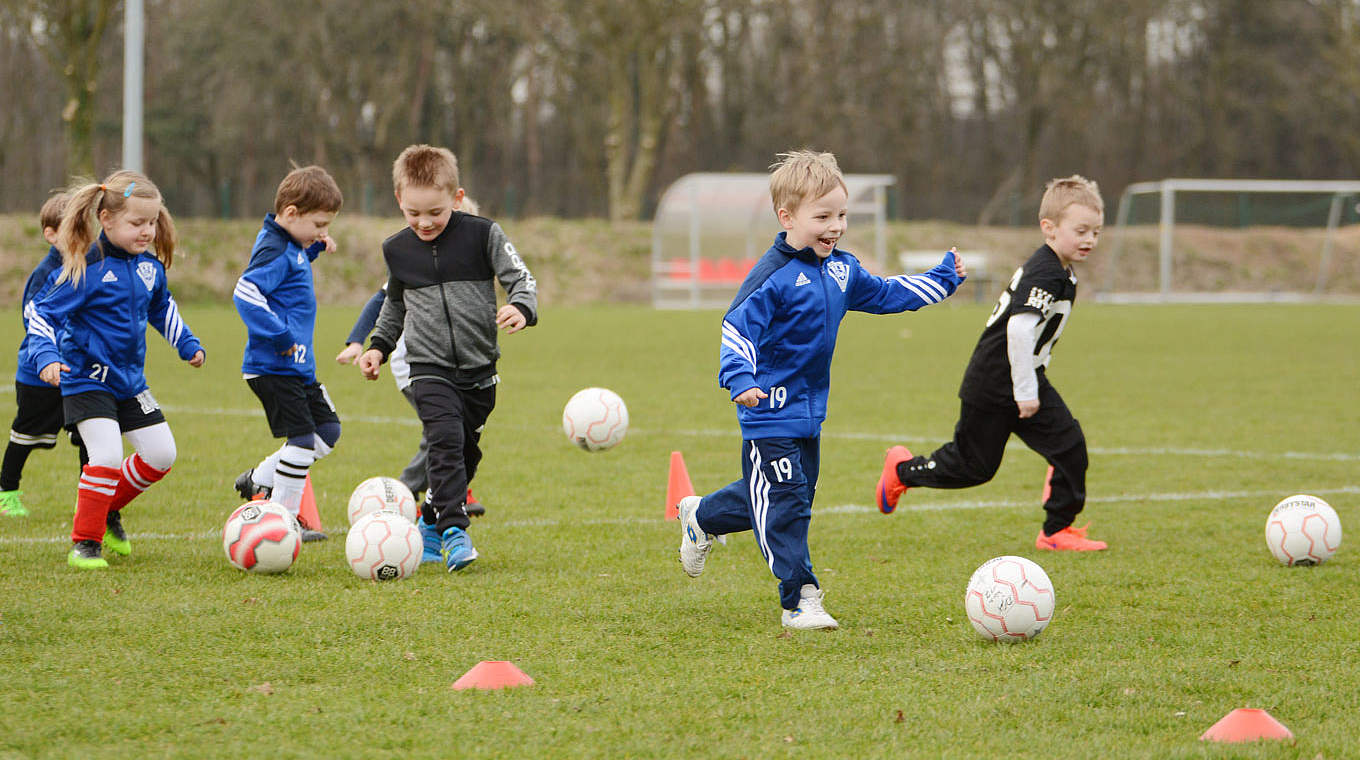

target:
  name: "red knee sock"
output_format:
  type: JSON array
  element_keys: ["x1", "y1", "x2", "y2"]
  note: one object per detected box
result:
[
  {"x1": 72, "y1": 464, "x2": 120, "y2": 542},
  {"x1": 108, "y1": 454, "x2": 170, "y2": 513}
]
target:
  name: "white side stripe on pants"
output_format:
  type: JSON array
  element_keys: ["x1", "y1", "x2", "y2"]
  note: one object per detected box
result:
[{"x1": 747, "y1": 442, "x2": 775, "y2": 572}]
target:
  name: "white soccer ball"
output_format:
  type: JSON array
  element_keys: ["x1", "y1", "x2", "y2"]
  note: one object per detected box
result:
[
  {"x1": 964, "y1": 555, "x2": 1055, "y2": 642},
  {"x1": 347, "y1": 476, "x2": 418, "y2": 525},
  {"x1": 1266, "y1": 494, "x2": 1342, "y2": 566},
  {"x1": 222, "y1": 500, "x2": 301, "y2": 574},
  {"x1": 562, "y1": 387, "x2": 629, "y2": 451},
  {"x1": 345, "y1": 511, "x2": 422, "y2": 581}
]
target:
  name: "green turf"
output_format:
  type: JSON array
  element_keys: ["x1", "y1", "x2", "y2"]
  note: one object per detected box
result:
[{"x1": 0, "y1": 301, "x2": 1356, "y2": 758}]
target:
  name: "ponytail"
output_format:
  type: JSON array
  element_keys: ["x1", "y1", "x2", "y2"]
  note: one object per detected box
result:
[
  {"x1": 53, "y1": 181, "x2": 104, "y2": 287},
  {"x1": 153, "y1": 206, "x2": 177, "y2": 270}
]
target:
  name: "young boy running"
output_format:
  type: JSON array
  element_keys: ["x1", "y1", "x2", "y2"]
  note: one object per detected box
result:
[
  {"x1": 359, "y1": 145, "x2": 538, "y2": 571},
  {"x1": 677, "y1": 150, "x2": 966, "y2": 630},
  {"x1": 875, "y1": 175, "x2": 1108, "y2": 551},
  {"x1": 232, "y1": 165, "x2": 344, "y2": 542}
]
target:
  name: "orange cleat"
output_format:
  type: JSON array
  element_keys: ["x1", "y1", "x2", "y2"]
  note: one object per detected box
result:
[
  {"x1": 876, "y1": 446, "x2": 913, "y2": 514},
  {"x1": 1035, "y1": 525, "x2": 1108, "y2": 551}
]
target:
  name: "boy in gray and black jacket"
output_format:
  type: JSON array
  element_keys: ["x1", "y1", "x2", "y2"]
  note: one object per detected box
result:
[{"x1": 359, "y1": 145, "x2": 537, "y2": 572}]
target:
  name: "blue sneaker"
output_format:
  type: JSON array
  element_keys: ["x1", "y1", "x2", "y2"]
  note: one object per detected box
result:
[
  {"x1": 440, "y1": 527, "x2": 478, "y2": 572},
  {"x1": 417, "y1": 517, "x2": 442, "y2": 564}
]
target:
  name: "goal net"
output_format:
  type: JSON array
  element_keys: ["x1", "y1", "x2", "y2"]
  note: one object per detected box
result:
[{"x1": 1104, "y1": 179, "x2": 1360, "y2": 302}]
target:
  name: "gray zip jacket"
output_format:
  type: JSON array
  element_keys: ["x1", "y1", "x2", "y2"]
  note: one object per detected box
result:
[{"x1": 369, "y1": 214, "x2": 537, "y2": 388}]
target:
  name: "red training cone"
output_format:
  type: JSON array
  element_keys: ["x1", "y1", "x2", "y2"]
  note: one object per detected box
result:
[
  {"x1": 665, "y1": 451, "x2": 695, "y2": 521},
  {"x1": 452, "y1": 661, "x2": 535, "y2": 691},
  {"x1": 1200, "y1": 708, "x2": 1294, "y2": 743},
  {"x1": 297, "y1": 474, "x2": 323, "y2": 532},
  {"x1": 1041, "y1": 465, "x2": 1054, "y2": 504}
]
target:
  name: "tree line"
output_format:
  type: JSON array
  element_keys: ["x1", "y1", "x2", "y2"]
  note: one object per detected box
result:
[{"x1": 2, "y1": 0, "x2": 1358, "y2": 224}]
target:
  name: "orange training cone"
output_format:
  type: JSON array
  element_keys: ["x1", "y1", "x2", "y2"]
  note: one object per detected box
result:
[
  {"x1": 666, "y1": 451, "x2": 695, "y2": 520},
  {"x1": 1041, "y1": 465, "x2": 1054, "y2": 503},
  {"x1": 452, "y1": 661, "x2": 535, "y2": 690},
  {"x1": 297, "y1": 473, "x2": 323, "y2": 531},
  {"x1": 1200, "y1": 708, "x2": 1294, "y2": 743}
]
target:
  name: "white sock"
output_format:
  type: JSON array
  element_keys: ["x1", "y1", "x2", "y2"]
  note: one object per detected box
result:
[
  {"x1": 271, "y1": 444, "x2": 314, "y2": 516},
  {"x1": 253, "y1": 449, "x2": 282, "y2": 489}
]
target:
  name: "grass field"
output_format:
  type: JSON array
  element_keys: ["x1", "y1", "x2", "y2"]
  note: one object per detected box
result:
[{"x1": 1, "y1": 300, "x2": 1357, "y2": 759}]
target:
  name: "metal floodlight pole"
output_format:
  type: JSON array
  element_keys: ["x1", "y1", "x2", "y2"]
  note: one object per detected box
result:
[{"x1": 122, "y1": 0, "x2": 144, "y2": 172}]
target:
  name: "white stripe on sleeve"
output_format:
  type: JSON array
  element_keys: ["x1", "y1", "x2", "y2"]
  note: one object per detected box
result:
[
  {"x1": 27, "y1": 312, "x2": 57, "y2": 343},
  {"x1": 233, "y1": 279, "x2": 273, "y2": 312},
  {"x1": 721, "y1": 320, "x2": 758, "y2": 371}
]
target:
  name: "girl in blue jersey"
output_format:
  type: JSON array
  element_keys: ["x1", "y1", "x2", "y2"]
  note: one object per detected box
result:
[{"x1": 26, "y1": 171, "x2": 204, "y2": 569}]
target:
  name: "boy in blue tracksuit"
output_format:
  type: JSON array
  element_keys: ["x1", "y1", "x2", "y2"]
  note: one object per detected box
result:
[
  {"x1": 676, "y1": 150, "x2": 966, "y2": 630},
  {"x1": 1, "y1": 192, "x2": 88, "y2": 518},
  {"x1": 232, "y1": 166, "x2": 344, "y2": 542}
]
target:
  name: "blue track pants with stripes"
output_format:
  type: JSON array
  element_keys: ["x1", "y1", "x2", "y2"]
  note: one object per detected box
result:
[{"x1": 695, "y1": 437, "x2": 820, "y2": 610}]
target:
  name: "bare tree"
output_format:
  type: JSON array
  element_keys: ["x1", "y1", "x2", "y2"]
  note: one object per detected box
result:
[{"x1": 17, "y1": 0, "x2": 116, "y2": 177}]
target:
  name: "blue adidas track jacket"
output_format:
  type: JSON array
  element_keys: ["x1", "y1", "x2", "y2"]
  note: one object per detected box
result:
[
  {"x1": 15, "y1": 246, "x2": 65, "y2": 386},
  {"x1": 719, "y1": 232, "x2": 963, "y2": 439},
  {"x1": 233, "y1": 214, "x2": 327, "y2": 380},
  {"x1": 25, "y1": 234, "x2": 202, "y2": 400}
]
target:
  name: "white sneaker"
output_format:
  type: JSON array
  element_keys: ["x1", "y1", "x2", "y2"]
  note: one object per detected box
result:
[
  {"x1": 781, "y1": 584, "x2": 839, "y2": 630},
  {"x1": 677, "y1": 496, "x2": 713, "y2": 577}
]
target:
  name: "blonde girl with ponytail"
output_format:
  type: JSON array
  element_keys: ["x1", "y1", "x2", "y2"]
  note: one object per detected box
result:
[{"x1": 25, "y1": 170, "x2": 205, "y2": 569}]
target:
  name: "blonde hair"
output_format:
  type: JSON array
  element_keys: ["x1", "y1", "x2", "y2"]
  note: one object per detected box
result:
[
  {"x1": 392, "y1": 144, "x2": 460, "y2": 196},
  {"x1": 459, "y1": 195, "x2": 480, "y2": 216},
  {"x1": 40, "y1": 191, "x2": 70, "y2": 232},
  {"x1": 274, "y1": 165, "x2": 343, "y2": 215},
  {"x1": 769, "y1": 150, "x2": 847, "y2": 215},
  {"x1": 56, "y1": 170, "x2": 176, "y2": 287},
  {"x1": 1039, "y1": 175, "x2": 1103, "y2": 223}
]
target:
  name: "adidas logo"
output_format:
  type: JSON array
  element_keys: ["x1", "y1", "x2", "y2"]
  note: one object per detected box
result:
[
  {"x1": 101, "y1": 270, "x2": 117, "y2": 283},
  {"x1": 297, "y1": 252, "x2": 305, "y2": 265},
  {"x1": 794, "y1": 272, "x2": 811, "y2": 287}
]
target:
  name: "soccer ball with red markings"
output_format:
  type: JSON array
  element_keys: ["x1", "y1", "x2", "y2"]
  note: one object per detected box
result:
[
  {"x1": 222, "y1": 501, "x2": 301, "y2": 574},
  {"x1": 562, "y1": 387, "x2": 629, "y2": 451},
  {"x1": 347, "y1": 476, "x2": 418, "y2": 525},
  {"x1": 345, "y1": 511, "x2": 422, "y2": 581},
  {"x1": 1266, "y1": 494, "x2": 1342, "y2": 566},
  {"x1": 964, "y1": 555, "x2": 1055, "y2": 642}
]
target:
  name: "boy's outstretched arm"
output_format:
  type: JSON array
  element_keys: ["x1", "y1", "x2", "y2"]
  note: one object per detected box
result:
[
  {"x1": 847, "y1": 249, "x2": 966, "y2": 314},
  {"x1": 338, "y1": 288, "x2": 386, "y2": 363}
]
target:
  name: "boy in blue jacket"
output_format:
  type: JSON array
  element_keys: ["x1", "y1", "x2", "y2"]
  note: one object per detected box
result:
[
  {"x1": 677, "y1": 150, "x2": 967, "y2": 630},
  {"x1": 232, "y1": 166, "x2": 343, "y2": 541},
  {"x1": 1, "y1": 192, "x2": 88, "y2": 518}
]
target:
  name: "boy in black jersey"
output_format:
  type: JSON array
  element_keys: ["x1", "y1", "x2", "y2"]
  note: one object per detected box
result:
[{"x1": 875, "y1": 175, "x2": 1108, "y2": 551}]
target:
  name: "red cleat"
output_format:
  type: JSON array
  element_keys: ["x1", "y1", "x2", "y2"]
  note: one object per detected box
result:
[
  {"x1": 876, "y1": 446, "x2": 913, "y2": 514},
  {"x1": 1035, "y1": 525, "x2": 1108, "y2": 551}
]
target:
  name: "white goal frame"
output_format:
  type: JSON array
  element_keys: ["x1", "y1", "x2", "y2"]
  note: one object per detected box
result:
[{"x1": 1108, "y1": 179, "x2": 1360, "y2": 302}]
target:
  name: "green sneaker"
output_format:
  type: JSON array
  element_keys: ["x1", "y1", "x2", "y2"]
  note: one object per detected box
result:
[
  {"x1": 103, "y1": 510, "x2": 131, "y2": 556},
  {"x1": 0, "y1": 490, "x2": 28, "y2": 517},
  {"x1": 68, "y1": 540, "x2": 109, "y2": 570}
]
